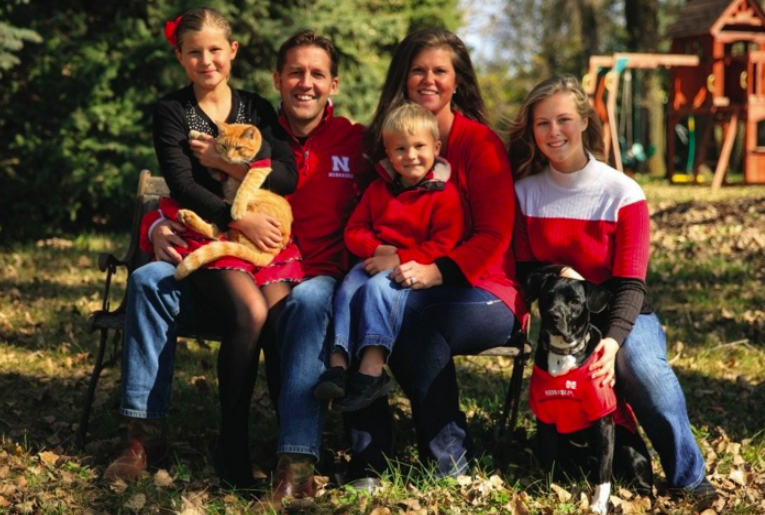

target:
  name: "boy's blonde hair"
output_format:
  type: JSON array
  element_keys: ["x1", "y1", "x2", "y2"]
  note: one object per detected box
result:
[{"x1": 382, "y1": 103, "x2": 440, "y2": 145}]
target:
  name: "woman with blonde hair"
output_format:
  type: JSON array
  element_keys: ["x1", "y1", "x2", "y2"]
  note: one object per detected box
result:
[{"x1": 507, "y1": 75, "x2": 715, "y2": 502}]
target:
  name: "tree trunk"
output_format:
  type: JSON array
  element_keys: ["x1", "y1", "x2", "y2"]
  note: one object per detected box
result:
[{"x1": 625, "y1": 0, "x2": 666, "y2": 177}]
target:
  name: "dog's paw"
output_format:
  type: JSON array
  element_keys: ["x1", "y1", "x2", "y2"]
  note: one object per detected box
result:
[{"x1": 591, "y1": 482, "x2": 611, "y2": 514}]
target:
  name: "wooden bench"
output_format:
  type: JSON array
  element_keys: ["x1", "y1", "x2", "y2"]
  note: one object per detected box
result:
[{"x1": 78, "y1": 170, "x2": 532, "y2": 450}]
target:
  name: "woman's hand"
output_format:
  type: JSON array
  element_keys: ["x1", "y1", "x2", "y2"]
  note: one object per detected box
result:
[
  {"x1": 391, "y1": 261, "x2": 443, "y2": 290},
  {"x1": 230, "y1": 212, "x2": 283, "y2": 251},
  {"x1": 560, "y1": 266, "x2": 585, "y2": 280},
  {"x1": 589, "y1": 337, "x2": 620, "y2": 387},
  {"x1": 364, "y1": 254, "x2": 400, "y2": 275},
  {"x1": 152, "y1": 219, "x2": 188, "y2": 264}
]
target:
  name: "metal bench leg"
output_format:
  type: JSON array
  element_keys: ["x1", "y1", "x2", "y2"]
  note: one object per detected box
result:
[
  {"x1": 77, "y1": 328, "x2": 110, "y2": 449},
  {"x1": 505, "y1": 348, "x2": 528, "y2": 443}
]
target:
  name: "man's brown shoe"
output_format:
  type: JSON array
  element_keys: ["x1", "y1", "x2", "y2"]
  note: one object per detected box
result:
[
  {"x1": 103, "y1": 420, "x2": 169, "y2": 482},
  {"x1": 257, "y1": 454, "x2": 315, "y2": 512}
]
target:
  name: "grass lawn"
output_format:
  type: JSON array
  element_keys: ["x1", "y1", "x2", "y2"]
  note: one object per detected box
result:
[{"x1": 0, "y1": 180, "x2": 763, "y2": 514}]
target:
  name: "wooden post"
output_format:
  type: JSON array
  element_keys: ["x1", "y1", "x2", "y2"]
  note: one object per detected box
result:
[
  {"x1": 712, "y1": 108, "x2": 739, "y2": 190},
  {"x1": 607, "y1": 71, "x2": 623, "y2": 171}
]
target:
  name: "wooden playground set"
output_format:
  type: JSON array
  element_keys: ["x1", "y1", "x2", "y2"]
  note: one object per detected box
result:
[{"x1": 584, "y1": 0, "x2": 765, "y2": 188}]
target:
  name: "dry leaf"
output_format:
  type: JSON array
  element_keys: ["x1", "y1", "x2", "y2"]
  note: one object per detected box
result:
[
  {"x1": 550, "y1": 483, "x2": 572, "y2": 502},
  {"x1": 39, "y1": 451, "x2": 59, "y2": 466},
  {"x1": 700, "y1": 510, "x2": 717, "y2": 515},
  {"x1": 124, "y1": 493, "x2": 146, "y2": 510},
  {"x1": 15, "y1": 500, "x2": 35, "y2": 514},
  {"x1": 109, "y1": 478, "x2": 129, "y2": 494},
  {"x1": 0, "y1": 496, "x2": 9, "y2": 508},
  {"x1": 730, "y1": 468, "x2": 747, "y2": 486},
  {"x1": 153, "y1": 469, "x2": 174, "y2": 488},
  {"x1": 456, "y1": 475, "x2": 472, "y2": 486},
  {"x1": 398, "y1": 499, "x2": 422, "y2": 510},
  {"x1": 369, "y1": 508, "x2": 391, "y2": 515}
]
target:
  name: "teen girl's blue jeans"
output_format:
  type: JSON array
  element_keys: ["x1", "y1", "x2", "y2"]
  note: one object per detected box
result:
[
  {"x1": 332, "y1": 262, "x2": 410, "y2": 362},
  {"x1": 615, "y1": 313, "x2": 707, "y2": 489}
]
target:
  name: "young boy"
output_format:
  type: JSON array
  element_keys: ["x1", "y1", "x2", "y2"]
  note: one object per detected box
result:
[{"x1": 313, "y1": 103, "x2": 464, "y2": 412}]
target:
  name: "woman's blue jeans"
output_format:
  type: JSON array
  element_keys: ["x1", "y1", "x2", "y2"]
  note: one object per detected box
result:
[
  {"x1": 616, "y1": 313, "x2": 707, "y2": 489},
  {"x1": 344, "y1": 286, "x2": 517, "y2": 478},
  {"x1": 333, "y1": 262, "x2": 410, "y2": 361}
]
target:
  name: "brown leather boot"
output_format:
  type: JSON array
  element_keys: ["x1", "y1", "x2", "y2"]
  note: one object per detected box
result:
[
  {"x1": 257, "y1": 453, "x2": 316, "y2": 512},
  {"x1": 103, "y1": 419, "x2": 169, "y2": 482}
]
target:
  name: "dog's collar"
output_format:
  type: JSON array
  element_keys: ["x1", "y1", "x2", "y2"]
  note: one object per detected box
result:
[{"x1": 545, "y1": 324, "x2": 591, "y2": 356}]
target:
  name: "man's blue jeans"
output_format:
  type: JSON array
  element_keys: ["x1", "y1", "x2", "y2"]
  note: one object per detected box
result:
[
  {"x1": 120, "y1": 261, "x2": 212, "y2": 419},
  {"x1": 333, "y1": 262, "x2": 409, "y2": 361},
  {"x1": 275, "y1": 275, "x2": 338, "y2": 460},
  {"x1": 616, "y1": 313, "x2": 707, "y2": 489}
]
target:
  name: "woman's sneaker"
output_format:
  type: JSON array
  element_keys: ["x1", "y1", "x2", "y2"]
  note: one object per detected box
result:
[
  {"x1": 313, "y1": 366, "x2": 347, "y2": 400},
  {"x1": 332, "y1": 370, "x2": 392, "y2": 412}
]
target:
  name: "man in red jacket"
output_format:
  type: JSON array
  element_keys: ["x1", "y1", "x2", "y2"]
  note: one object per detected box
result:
[
  {"x1": 265, "y1": 30, "x2": 368, "y2": 508},
  {"x1": 105, "y1": 31, "x2": 367, "y2": 506}
]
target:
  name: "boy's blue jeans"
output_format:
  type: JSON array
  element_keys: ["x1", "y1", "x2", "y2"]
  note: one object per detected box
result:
[{"x1": 332, "y1": 262, "x2": 410, "y2": 362}]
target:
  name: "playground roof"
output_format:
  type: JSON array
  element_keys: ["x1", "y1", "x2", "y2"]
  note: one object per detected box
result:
[{"x1": 666, "y1": 0, "x2": 765, "y2": 39}]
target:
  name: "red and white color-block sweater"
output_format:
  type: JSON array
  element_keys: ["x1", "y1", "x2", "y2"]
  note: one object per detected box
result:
[{"x1": 513, "y1": 157, "x2": 652, "y2": 344}]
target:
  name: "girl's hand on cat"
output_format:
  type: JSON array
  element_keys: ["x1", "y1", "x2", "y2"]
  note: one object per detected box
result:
[
  {"x1": 231, "y1": 212, "x2": 282, "y2": 250},
  {"x1": 152, "y1": 219, "x2": 188, "y2": 264},
  {"x1": 391, "y1": 261, "x2": 443, "y2": 290},
  {"x1": 189, "y1": 137, "x2": 249, "y2": 180},
  {"x1": 364, "y1": 254, "x2": 400, "y2": 275}
]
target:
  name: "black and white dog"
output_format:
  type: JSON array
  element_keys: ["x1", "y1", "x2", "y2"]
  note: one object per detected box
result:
[{"x1": 525, "y1": 268, "x2": 653, "y2": 514}]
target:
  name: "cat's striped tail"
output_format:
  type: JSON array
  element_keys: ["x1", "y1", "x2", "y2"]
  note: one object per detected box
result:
[{"x1": 174, "y1": 241, "x2": 276, "y2": 280}]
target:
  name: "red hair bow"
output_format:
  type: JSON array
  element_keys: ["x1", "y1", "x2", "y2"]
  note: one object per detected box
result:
[{"x1": 164, "y1": 16, "x2": 182, "y2": 50}]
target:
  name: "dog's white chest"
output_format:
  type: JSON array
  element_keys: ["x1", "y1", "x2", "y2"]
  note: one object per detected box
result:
[{"x1": 548, "y1": 353, "x2": 579, "y2": 377}]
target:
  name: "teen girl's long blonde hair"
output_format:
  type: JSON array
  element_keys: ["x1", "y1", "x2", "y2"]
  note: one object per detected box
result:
[{"x1": 507, "y1": 75, "x2": 605, "y2": 181}]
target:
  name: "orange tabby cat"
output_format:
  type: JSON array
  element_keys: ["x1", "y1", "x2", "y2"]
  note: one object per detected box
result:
[{"x1": 174, "y1": 122, "x2": 293, "y2": 280}]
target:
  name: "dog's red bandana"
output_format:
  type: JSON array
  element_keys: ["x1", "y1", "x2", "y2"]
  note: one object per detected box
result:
[{"x1": 529, "y1": 353, "x2": 637, "y2": 434}]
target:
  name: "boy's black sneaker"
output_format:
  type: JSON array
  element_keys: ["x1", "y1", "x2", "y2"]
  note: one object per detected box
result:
[
  {"x1": 332, "y1": 370, "x2": 392, "y2": 412},
  {"x1": 313, "y1": 366, "x2": 347, "y2": 400}
]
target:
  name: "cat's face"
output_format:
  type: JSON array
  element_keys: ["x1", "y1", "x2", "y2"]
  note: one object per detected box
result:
[{"x1": 214, "y1": 123, "x2": 262, "y2": 164}]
